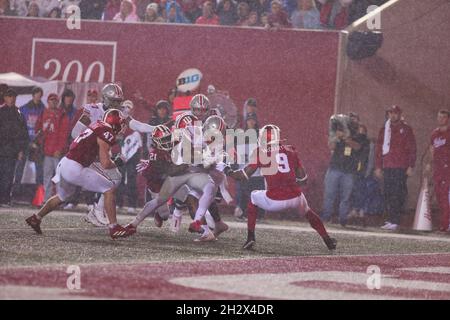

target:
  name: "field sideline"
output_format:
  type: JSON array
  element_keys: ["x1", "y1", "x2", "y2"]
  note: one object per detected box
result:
[{"x1": 0, "y1": 207, "x2": 449, "y2": 299}]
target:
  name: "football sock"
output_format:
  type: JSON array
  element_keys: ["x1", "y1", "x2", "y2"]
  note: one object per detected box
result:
[
  {"x1": 247, "y1": 202, "x2": 257, "y2": 233},
  {"x1": 131, "y1": 198, "x2": 159, "y2": 227},
  {"x1": 305, "y1": 209, "x2": 329, "y2": 239},
  {"x1": 194, "y1": 182, "x2": 216, "y2": 221}
]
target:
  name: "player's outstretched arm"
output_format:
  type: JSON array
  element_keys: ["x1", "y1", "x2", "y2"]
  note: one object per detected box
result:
[
  {"x1": 225, "y1": 165, "x2": 257, "y2": 181},
  {"x1": 97, "y1": 138, "x2": 116, "y2": 169},
  {"x1": 72, "y1": 114, "x2": 90, "y2": 139},
  {"x1": 127, "y1": 117, "x2": 155, "y2": 133}
]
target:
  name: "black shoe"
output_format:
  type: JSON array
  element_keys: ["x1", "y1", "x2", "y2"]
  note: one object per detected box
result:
[
  {"x1": 242, "y1": 239, "x2": 255, "y2": 250},
  {"x1": 324, "y1": 237, "x2": 337, "y2": 250},
  {"x1": 25, "y1": 215, "x2": 42, "y2": 235}
]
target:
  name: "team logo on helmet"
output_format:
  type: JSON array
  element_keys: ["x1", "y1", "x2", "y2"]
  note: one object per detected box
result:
[
  {"x1": 189, "y1": 94, "x2": 210, "y2": 119},
  {"x1": 102, "y1": 83, "x2": 124, "y2": 109},
  {"x1": 152, "y1": 125, "x2": 173, "y2": 151},
  {"x1": 103, "y1": 109, "x2": 126, "y2": 135}
]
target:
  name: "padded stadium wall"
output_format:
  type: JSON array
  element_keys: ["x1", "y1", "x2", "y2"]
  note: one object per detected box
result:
[{"x1": 0, "y1": 17, "x2": 340, "y2": 208}]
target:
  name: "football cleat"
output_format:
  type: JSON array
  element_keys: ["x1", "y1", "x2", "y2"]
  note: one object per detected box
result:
[
  {"x1": 213, "y1": 220, "x2": 229, "y2": 238},
  {"x1": 154, "y1": 212, "x2": 163, "y2": 228},
  {"x1": 84, "y1": 210, "x2": 106, "y2": 227},
  {"x1": 25, "y1": 215, "x2": 42, "y2": 235},
  {"x1": 188, "y1": 220, "x2": 203, "y2": 233},
  {"x1": 109, "y1": 224, "x2": 133, "y2": 239},
  {"x1": 194, "y1": 230, "x2": 216, "y2": 242},
  {"x1": 324, "y1": 237, "x2": 337, "y2": 250},
  {"x1": 123, "y1": 224, "x2": 137, "y2": 236},
  {"x1": 242, "y1": 239, "x2": 256, "y2": 250}
]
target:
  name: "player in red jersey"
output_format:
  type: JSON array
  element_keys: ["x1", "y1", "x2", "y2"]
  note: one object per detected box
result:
[
  {"x1": 430, "y1": 109, "x2": 450, "y2": 232},
  {"x1": 136, "y1": 124, "x2": 174, "y2": 228},
  {"x1": 25, "y1": 109, "x2": 133, "y2": 239},
  {"x1": 226, "y1": 124, "x2": 337, "y2": 250}
]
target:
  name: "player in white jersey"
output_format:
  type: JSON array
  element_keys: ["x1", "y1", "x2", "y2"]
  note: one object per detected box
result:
[{"x1": 70, "y1": 83, "x2": 155, "y2": 227}]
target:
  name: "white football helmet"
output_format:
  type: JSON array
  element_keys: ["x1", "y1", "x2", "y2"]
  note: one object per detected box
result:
[
  {"x1": 102, "y1": 83, "x2": 124, "y2": 109},
  {"x1": 190, "y1": 94, "x2": 210, "y2": 120}
]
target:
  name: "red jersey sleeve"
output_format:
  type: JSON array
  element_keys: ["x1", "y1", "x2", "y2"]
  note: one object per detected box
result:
[{"x1": 94, "y1": 124, "x2": 116, "y2": 146}]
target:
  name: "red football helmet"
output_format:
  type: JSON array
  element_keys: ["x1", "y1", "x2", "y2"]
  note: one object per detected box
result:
[
  {"x1": 152, "y1": 124, "x2": 173, "y2": 151},
  {"x1": 103, "y1": 109, "x2": 126, "y2": 134},
  {"x1": 175, "y1": 112, "x2": 198, "y2": 130},
  {"x1": 259, "y1": 124, "x2": 280, "y2": 148}
]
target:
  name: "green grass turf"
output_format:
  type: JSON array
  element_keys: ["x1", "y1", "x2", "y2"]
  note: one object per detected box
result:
[{"x1": 1, "y1": 208, "x2": 449, "y2": 268}]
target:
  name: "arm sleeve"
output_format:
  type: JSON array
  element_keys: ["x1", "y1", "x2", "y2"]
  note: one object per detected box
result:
[
  {"x1": 129, "y1": 119, "x2": 155, "y2": 134},
  {"x1": 71, "y1": 121, "x2": 87, "y2": 139}
]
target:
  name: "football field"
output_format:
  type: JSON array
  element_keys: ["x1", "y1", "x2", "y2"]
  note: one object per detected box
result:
[{"x1": 1, "y1": 207, "x2": 449, "y2": 300}]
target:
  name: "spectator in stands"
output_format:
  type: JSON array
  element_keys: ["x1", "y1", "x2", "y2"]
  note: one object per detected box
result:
[
  {"x1": 195, "y1": 1, "x2": 219, "y2": 25},
  {"x1": 235, "y1": 2, "x2": 250, "y2": 26},
  {"x1": 166, "y1": 1, "x2": 188, "y2": 23},
  {"x1": 116, "y1": 100, "x2": 141, "y2": 214},
  {"x1": 217, "y1": 0, "x2": 237, "y2": 26},
  {"x1": 375, "y1": 105, "x2": 416, "y2": 231},
  {"x1": 35, "y1": 0, "x2": 59, "y2": 17},
  {"x1": 59, "y1": 0, "x2": 81, "y2": 12},
  {"x1": 0, "y1": 83, "x2": 8, "y2": 106},
  {"x1": 113, "y1": 0, "x2": 139, "y2": 22},
  {"x1": 144, "y1": 2, "x2": 164, "y2": 22},
  {"x1": 429, "y1": 109, "x2": 450, "y2": 232},
  {"x1": 9, "y1": 0, "x2": 29, "y2": 16},
  {"x1": 59, "y1": 89, "x2": 78, "y2": 126},
  {"x1": 251, "y1": 0, "x2": 270, "y2": 17},
  {"x1": 268, "y1": 0, "x2": 291, "y2": 28},
  {"x1": 103, "y1": 0, "x2": 121, "y2": 20},
  {"x1": 242, "y1": 97, "x2": 258, "y2": 125},
  {"x1": 135, "y1": 0, "x2": 152, "y2": 20},
  {"x1": 348, "y1": 121, "x2": 383, "y2": 226},
  {"x1": 281, "y1": 0, "x2": 297, "y2": 17},
  {"x1": 26, "y1": 1, "x2": 40, "y2": 17},
  {"x1": 0, "y1": 0, "x2": 16, "y2": 15},
  {"x1": 180, "y1": 0, "x2": 201, "y2": 23},
  {"x1": 291, "y1": 0, "x2": 321, "y2": 29},
  {"x1": 319, "y1": 0, "x2": 352, "y2": 29},
  {"x1": 234, "y1": 113, "x2": 266, "y2": 221},
  {"x1": 47, "y1": 6, "x2": 61, "y2": 18},
  {"x1": 0, "y1": 89, "x2": 28, "y2": 207},
  {"x1": 35, "y1": 94, "x2": 68, "y2": 202},
  {"x1": 86, "y1": 89, "x2": 98, "y2": 104},
  {"x1": 80, "y1": 0, "x2": 107, "y2": 20},
  {"x1": 14, "y1": 86, "x2": 45, "y2": 203},
  {"x1": 260, "y1": 12, "x2": 269, "y2": 26},
  {"x1": 321, "y1": 112, "x2": 363, "y2": 226},
  {"x1": 243, "y1": 10, "x2": 260, "y2": 27}
]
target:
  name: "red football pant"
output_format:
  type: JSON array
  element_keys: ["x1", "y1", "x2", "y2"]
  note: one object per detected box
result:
[{"x1": 434, "y1": 179, "x2": 450, "y2": 230}]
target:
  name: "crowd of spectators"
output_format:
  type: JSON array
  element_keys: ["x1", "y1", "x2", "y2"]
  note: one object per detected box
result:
[{"x1": 0, "y1": 0, "x2": 389, "y2": 30}]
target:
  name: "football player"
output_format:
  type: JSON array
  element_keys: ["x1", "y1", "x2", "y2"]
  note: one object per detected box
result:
[
  {"x1": 72, "y1": 83, "x2": 155, "y2": 227},
  {"x1": 225, "y1": 124, "x2": 337, "y2": 250},
  {"x1": 25, "y1": 109, "x2": 133, "y2": 239}
]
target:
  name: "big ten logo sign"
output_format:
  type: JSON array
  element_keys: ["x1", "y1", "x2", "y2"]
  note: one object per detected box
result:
[
  {"x1": 31, "y1": 38, "x2": 117, "y2": 83},
  {"x1": 176, "y1": 68, "x2": 203, "y2": 93}
]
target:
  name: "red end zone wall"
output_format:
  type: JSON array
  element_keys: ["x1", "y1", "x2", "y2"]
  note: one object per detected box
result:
[{"x1": 0, "y1": 17, "x2": 339, "y2": 208}]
